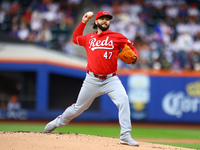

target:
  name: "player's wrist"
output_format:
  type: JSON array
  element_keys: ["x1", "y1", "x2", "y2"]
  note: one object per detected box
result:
[{"x1": 82, "y1": 20, "x2": 87, "y2": 24}]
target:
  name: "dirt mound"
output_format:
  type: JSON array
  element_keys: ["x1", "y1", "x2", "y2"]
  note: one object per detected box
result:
[{"x1": 0, "y1": 131, "x2": 194, "y2": 150}]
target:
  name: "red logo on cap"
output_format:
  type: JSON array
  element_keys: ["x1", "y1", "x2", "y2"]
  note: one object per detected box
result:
[
  {"x1": 95, "y1": 10, "x2": 113, "y2": 20},
  {"x1": 103, "y1": 11, "x2": 108, "y2": 14}
]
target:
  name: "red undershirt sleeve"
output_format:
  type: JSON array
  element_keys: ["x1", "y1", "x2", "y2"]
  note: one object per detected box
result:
[{"x1": 72, "y1": 22, "x2": 86, "y2": 46}]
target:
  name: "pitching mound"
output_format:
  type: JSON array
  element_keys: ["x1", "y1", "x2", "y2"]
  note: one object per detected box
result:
[{"x1": 0, "y1": 131, "x2": 193, "y2": 150}]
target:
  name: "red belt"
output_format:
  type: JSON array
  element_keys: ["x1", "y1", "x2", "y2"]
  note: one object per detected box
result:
[{"x1": 87, "y1": 71, "x2": 116, "y2": 79}]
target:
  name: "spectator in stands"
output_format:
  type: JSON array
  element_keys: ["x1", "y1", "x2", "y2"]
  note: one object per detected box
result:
[
  {"x1": 56, "y1": 8, "x2": 66, "y2": 24},
  {"x1": 175, "y1": 32, "x2": 193, "y2": 69},
  {"x1": 30, "y1": 9, "x2": 43, "y2": 31},
  {"x1": 187, "y1": 18, "x2": 199, "y2": 37},
  {"x1": 26, "y1": 30, "x2": 37, "y2": 43},
  {"x1": 193, "y1": 33, "x2": 200, "y2": 53},
  {"x1": 179, "y1": 3, "x2": 188, "y2": 21},
  {"x1": 17, "y1": 22, "x2": 29, "y2": 40},
  {"x1": 165, "y1": 5, "x2": 179, "y2": 19},
  {"x1": 137, "y1": 19, "x2": 148, "y2": 39},
  {"x1": 63, "y1": 9, "x2": 76, "y2": 28},
  {"x1": 36, "y1": 22, "x2": 52, "y2": 47},
  {"x1": 7, "y1": 1, "x2": 21, "y2": 16},
  {"x1": 7, "y1": 95, "x2": 21, "y2": 111},
  {"x1": 21, "y1": 7, "x2": 32, "y2": 25},
  {"x1": 0, "y1": 0, "x2": 11, "y2": 14},
  {"x1": 187, "y1": 3, "x2": 199, "y2": 21},
  {"x1": 190, "y1": 32, "x2": 200, "y2": 70},
  {"x1": 156, "y1": 20, "x2": 172, "y2": 44},
  {"x1": 129, "y1": 0, "x2": 142, "y2": 16},
  {"x1": 36, "y1": 0, "x2": 48, "y2": 12},
  {"x1": 43, "y1": 2, "x2": 58, "y2": 24},
  {"x1": 0, "y1": 8, "x2": 5, "y2": 24},
  {"x1": 58, "y1": 18, "x2": 69, "y2": 32},
  {"x1": 138, "y1": 42, "x2": 151, "y2": 69},
  {"x1": 175, "y1": 18, "x2": 187, "y2": 34},
  {"x1": 10, "y1": 24, "x2": 18, "y2": 38},
  {"x1": 11, "y1": 15, "x2": 19, "y2": 27}
]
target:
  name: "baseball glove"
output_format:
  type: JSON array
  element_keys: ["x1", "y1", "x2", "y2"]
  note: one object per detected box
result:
[{"x1": 118, "y1": 44, "x2": 137, "y2": 64}]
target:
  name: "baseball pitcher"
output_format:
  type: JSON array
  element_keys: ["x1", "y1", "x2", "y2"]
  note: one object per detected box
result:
[{"x1": 45, "y1": 10, "x2": 139, "y2": 146}]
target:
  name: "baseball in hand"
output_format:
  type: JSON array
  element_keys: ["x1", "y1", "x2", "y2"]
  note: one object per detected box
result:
[{"x1": 86, "y1": 11, "x2": 93, "y2": 17}]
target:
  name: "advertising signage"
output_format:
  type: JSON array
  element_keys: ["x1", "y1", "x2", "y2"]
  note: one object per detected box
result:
[{"x1": 129, "y1": 74, "x2": 200, "y2": 123}]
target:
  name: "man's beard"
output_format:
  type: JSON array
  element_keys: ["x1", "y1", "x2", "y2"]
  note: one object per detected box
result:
[{"x1": 97, "y1": 22, "x2": 110, "y2": 31}]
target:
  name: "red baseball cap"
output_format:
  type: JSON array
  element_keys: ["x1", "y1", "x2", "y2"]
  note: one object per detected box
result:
[{"x1": 95, "y1": 11, "x2": 113, "y2": 20}]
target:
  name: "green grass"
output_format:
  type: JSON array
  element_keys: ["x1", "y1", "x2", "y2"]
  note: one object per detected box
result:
[
  {"x1": 0, "y1": 122, "x2": 200, "y2": 149},
  {"x1": 0, "y1": 123, "x2": 45, "y2": 132},
  {"x1": 132, "y1": 127, "x2": 200, "y2": 139}
]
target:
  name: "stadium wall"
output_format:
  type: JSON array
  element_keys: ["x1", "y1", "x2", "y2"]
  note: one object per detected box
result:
[{"x1": 0, "y1": 43, "x2": 200, "y2": 123}]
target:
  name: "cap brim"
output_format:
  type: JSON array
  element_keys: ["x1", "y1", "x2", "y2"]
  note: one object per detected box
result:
[{"x1": 97, "y1": 15, "x2": 113, "y2": 20}]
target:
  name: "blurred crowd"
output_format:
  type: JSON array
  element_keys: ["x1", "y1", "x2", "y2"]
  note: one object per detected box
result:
[
  {"x1": 94, "y1": 0, "x2": 200, "y2": 70},
  {"x1": 0, "y1": 0, "x2": 200, "y2": 71},
  {"x1": 0, "y1": 0, "x2": 81, "y2": 53}
]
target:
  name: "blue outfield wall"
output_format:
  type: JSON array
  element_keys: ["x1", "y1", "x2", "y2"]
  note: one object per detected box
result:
[
  {"x1": 126, "y1": 74, "x2": 200, "y2": 123},
  {"x1": 148, "y1": 76, "x2": 200, "y2": 123},
  {"x1": 0, "y1": 62, "x2": 200, "y2": 123}
]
